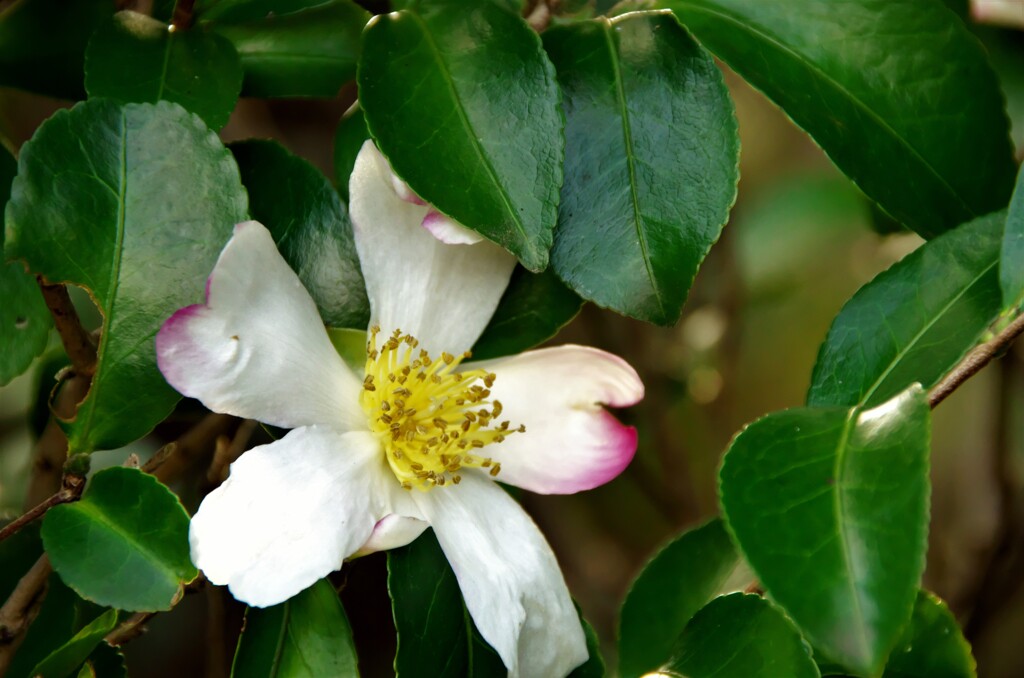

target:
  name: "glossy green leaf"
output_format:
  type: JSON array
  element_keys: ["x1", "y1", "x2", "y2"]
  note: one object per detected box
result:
[
  {"x1": 231, "y1": 578, "x2": 359, "y2": 678},
  {"x1": 808, "y1": 212, "x2": 1004, "y2": 409},
  {"x1": 8, "y1": 574, "x2": 105, "y2": 678},
  {"x1": 41, "y1": 467, "x2": 198, "y2": 611},
  {"x1": 359, "y1": 0, "x2": 564, "y2": 271},
  {"x1": 1, "y1": 146, "x2": 50, "y2": 386},
  {"x1": 659, "y1": 0, "x2": 1016, "y2": 239},
  {"x1": 231, "y1": 139, "x2": 368, "y2": 328},
  {"x1": 0, "y1": 0, "x2": 114, "y2": 99},
  {"x1": 205, "y1": 0, "x2": 368, "y2": 98},
  {"x1": 882, "y1": 591, "x2": 975, "y2": 678},
  {"x1": 720, "y1": 386, "x2": 931, "y2": 677},
  {"x1": 662, "y1": 593, "x2": 819, "y2": 678},
  {"x1": 30, "y1": 609, "x2": 118, "y2": 678},
  {"x1": 85, "y1": 11, "x2": 243, "y2": 130},
  {"x1": 618, "y1": 518, "x2": 750, "y2": 678},
  {"x1": 5, "y1": 99, "x2": 248, "y2": 452},
  {"x1": 472, "y1": 266, "x2": 583, "y2": 360},
  {"x1": 388, "y1": 529, "x2": 506, "y2": 678},
  {"x1": 1001, "y1": 166, "x2": 1024, "y2": 311},
  {"x1": 333, "y1": 105, "x2": 369, "y2": 202},
  {"x1": 544, "y1": 12, "x2": 738, "y2": 325}
]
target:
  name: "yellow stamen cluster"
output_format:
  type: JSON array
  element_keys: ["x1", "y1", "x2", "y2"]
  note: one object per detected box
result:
[{"x1": 359, "y1": 327, "x2": 523, "y2": 490}]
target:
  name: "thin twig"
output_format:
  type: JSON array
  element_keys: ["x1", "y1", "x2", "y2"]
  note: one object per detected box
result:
[
  {"x1": 928, "y1": 313, "x2": 1024, "y2": 409},
  {"x1": 23, "y1": 374, "x2": 90, "y2": 509},
  {"x1": 206, "y1": 419, "x2": 257, "y2": 486},
  {"x1": 143, "y1": 413, "x2": 235, "y2": 483},
  {"x1": 104, "y1": 611, "x2": 158, "y2": 647},
  {"x1": 36, "y1": 277, "x2": 96, "y2": 377},
  {"x1": 0, "y1": 556, "x2": 52, "y2": 674},
  {"x1": 0, "y1": 473, "x2": 86, "y2": 544}
]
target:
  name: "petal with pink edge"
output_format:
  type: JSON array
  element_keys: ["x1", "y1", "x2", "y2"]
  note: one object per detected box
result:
[
  {"x1": 157, "y1": 221, "x2": 364, "y2": 431},
  {"x1": 190, "y1": 426, "x2": 391, "y2": 608},
  {"x1": 412, "y1": 473, "x2": 588, "y2": 678},
  {"x1": 474, "y1": 345, "x2": 643, "y2": 494},
  {"x1": 348, "y1": 141, "x2": 516, "y2": 356}
]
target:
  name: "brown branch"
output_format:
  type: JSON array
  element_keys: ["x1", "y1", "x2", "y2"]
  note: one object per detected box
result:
[
  {"x1": 0, "y1": 473, "x2": 86, "y2": 544},
  {"x1": 144, "y1": 414, "x2": 235, "y2": 483},
  {"x1": 171, "y1": 0, "x2": 196, "y2": 30},
  {"x1": 36, "y1": 277, "x2": 96, "y2": 377},
  {"x1": 104, "y1": 611, "x2": 157, "y2": 647},
  {"x1": 928, "y1": 312, "x2": 1024, "y2": 409},
  {"x1": 23, "y1": 375, "x2": 91, "y2": 509},
  {"x1": 0, "y1": 556, "x2": 52, "y2": 674}
]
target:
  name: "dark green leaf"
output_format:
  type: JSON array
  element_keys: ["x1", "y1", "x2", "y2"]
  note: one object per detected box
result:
[
  {"x1": 79, "y1": 643, "x2": 127, "y2": 678},
  {"x1": 1001, "y1": 166, "x2": 1024, "y2": 310},
  {"x1": 0, "y1": 522, "x2": 41, "y2": 602},
  {"x1": 30, "y1": 609, "x2": 118, "y2": 678},
  {"x1": 570, "y1": 615, "x2": 605, "y2": 678},
  {"x1": 663, "y1": 593, "x2": 819, "y2": 678},
  {"x1": 720, "y1": 386, "x2": 931, "y2": 677},
  {"x1": 388, "y1": 529, "x2": 505, "y2": 678},
  {"x1": 5, "y1": 99, "x2": 249, "y2": 452},
  {"x1": 808, "y1": 212, "x2": 1004, "y2": 409},
  {"x1": 8, "y1": 574, "x2": 105, "y2": 678},
  {"x1": 359, "y1": 0, "x2": 564, "y2": 271},
  {"x1": 333, "y1": 105, "x2": 369, "y2": 202},
  {"x1": 1, "y1": 147, "x2": 50, "y2": 386},
  {"x1": 41, "y1": 467, "x2": 198, "y2": 611},
  {"x1": 0, "y1": 0, "x2": 114, "y2": 99},
  {"x1": 85, "y1": 11, "x2": 243, "y2": 130},
  {"x1": 544, "y1": 12, "x2": 738, "y2": 325},
  {"x1": 231, "y1": 139, "x2": 369, "y2": 328},
  {"x1": 882, "y1": 591, "x2": 975, "y2": 678},
  {"x1": 206, "y1": 0, "x2": 369, "y2": 98},
  {"x1": 618, "y1": 518, "x2": 750, "y2": 678},
  {"x1": 471, "y1": 266, "x2": 583, "y2": 360},
  {"x1": 231, "y1": 578, "x2": 359, "y2": 678},
  {"x1": 659, "y1": 0, "x2": 1016, "y2": 239}
]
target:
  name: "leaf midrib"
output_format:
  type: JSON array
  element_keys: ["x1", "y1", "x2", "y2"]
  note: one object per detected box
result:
[
  {"x1": 405, "y1": 10, "x2": 532, "y2": 257},
  {"x1": 668, "y1": 0, "x2": 975, "y2": 217},
  {"x1": 72, "y1": 500, "x2": 181, "y2": 586},
  {"x1": 600, "y1": 19, "x2": 666, "y2": 318}
]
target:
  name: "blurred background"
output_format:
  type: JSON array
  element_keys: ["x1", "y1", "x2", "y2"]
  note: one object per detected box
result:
[{"x1": 1, "y1": 7, "x2": 1022, "y2": 677}]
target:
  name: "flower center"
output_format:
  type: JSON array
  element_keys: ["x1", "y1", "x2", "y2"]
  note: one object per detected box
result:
[{"x1": 359, "y1": 327, "x2": 523, "y2": 490}]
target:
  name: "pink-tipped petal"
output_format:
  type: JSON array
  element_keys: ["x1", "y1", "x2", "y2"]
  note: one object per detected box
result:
[
  {"x1": 190, "y1": 427, "x2": 391, "y2": 608},
  {"x1": 412, "y1": 473, "x2": 588, "y2": 677},
  {"x1": 421, "y1": 210, "x2": 484, "y2": 245},
  {"x1": 348, "y1": 141, "x2": 516, "y2": 356},
  {"x1": 473, "y1": 345, "x2": 644, "y2": 495},
  {"x1": 156, "y1": 221, "x2": 364, "y2": 431}
]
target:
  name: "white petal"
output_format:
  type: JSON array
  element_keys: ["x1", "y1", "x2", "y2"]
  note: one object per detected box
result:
[
  {"x1": 476, "y1": 346, "x2": 643, "y2": 494},
  {"x1": 190, "y1": 426, "x2": 390, "y2": 607},
  {"x1": 348, "y1": 141, "x2": 516, "y2": 356},
  {"x1": 413, "y1": 474, "x2": 587, "y2": 678},
  {"x1": 157, "y1": 221, "x2": 364, "y2": 430},
  {"x1": 355, "y1": 514, "x2": 429, "y2": 556},
  {"x1": 422, "y1": 209, "x2": 484, "y2": 245}
]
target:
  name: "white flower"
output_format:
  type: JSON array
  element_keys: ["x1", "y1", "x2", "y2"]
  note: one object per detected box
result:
[
  {"x1": 971, "y1": 0, "x2": 1024, "y2": 29},
  {"x1": 156, "y1": 142, "x2": 643, "y2": 678}
]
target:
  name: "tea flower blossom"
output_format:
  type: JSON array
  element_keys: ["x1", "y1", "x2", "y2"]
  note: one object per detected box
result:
[{"x1": 156, "y1": 142, "x2": 643, "y2": 677}]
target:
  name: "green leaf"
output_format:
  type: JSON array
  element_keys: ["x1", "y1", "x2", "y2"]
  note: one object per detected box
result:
[
  {"x1": 0, "y1": 0, "x2": 114, "y2": 99},
  {"x1": 1, "y1": 146, "x2": 50, "y2": 386},
  {"x1": 231, "y1": 578, "x2": 359, "y2": 678},
  {"x1": 0, "y1": 522, "x2": 41, "y2": 602},
  {"x1": 388, "y1": 529, "x2": 506, "y2": 678},
  {"x1": 359, "y1": 0, "x2": 564, "y2": 271},
  {"x1": 571, "y1": 615, "x2": 605, "y2": 678},
  {"x1": 1001, "y1": 166, "x2": 1024, "y2": 311},
  {"x1": 808, "y1": 212, "x2": 1004, "y2": 409},
  {"x1": 618, "y1": 518, "x2": 750, "y2": 678},
  {"x1": 8, "y1": 574, "x2": 105, "y2": 678},
  {"x1": 41, "y1": 467, "x2": 198, "y2": 611},
  {"x1": 879, "y1": 591, "x2": 975, "y2": 678},
  {"x1": 84, "y1": 11, "x2": 243, "y2": 130},
  {"x1": 544, "y1": 11, "x2": 738, "y2": 325},
  {"x1": 327, "y1": 326, "x2": 366, "y2": 373},
  {"x1": 662, "y1": 593, "x2": 820, "y2": 678},
  {"x1": 333, "y1": 105, "x2": 369, "y2": 203},
  {"x1": 471, "y1": 266, "x2": 583, "y2": 361},
  {"x1": 30, "y1": 609, "x2": 118, "y2": 678},
  {"x1": 5, "y1": 99, "x2": 249, "y2": 453},
  {"x1": 205, "y1": 0, "x2": 369, "y2": 98},
  {"x1": 720, "y1": 386, "x2": 931, "y2": 677},
  {"x1": 658, "y1": 0, "x2": 1016, "y2": 239},
  {"x1": 78, "y1": 643, "x2": 127, "y2": 678},
  {"x1": 231, "y1": 139, "x2": 369, "y2": 328}
]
